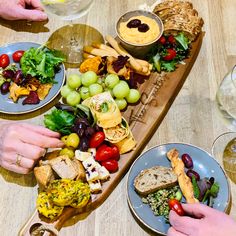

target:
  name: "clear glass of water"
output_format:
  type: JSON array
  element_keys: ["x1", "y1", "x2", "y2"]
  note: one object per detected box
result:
[
  {"x1": 41, "y1": 0, "x2": 96, "y2": 65},
  {"x1": 213, "y1": 65, "x2": 236, "y2": 183},
  {"x1": 216, "y1": 65, "x2": 236, "y2": 130}
]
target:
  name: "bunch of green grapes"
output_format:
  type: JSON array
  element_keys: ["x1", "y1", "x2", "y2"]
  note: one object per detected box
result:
[{"x1": 61, "y1": 71, "x2": 141, "y2": 110}]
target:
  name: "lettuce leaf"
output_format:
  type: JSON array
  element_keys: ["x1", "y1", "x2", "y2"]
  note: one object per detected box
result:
[
  {"x1": 44, "y1": 109, "x2": 75, "y2": 135},
  {"x1": 175, "y1": 33, "x2": 190, "y2": 50}
]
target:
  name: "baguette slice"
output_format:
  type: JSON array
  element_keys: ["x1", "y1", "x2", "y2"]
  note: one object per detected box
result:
[{"x1": 134, "y1": 166, "x2": 178, "y2": 195}]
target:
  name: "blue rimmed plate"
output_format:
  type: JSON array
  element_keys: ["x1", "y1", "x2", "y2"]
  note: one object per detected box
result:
[
  {"x1": 0, "y1": 42, "x2": 65, "y2": 114},
  {"x1": 126, "y1": 143, "x2": 231, "y2": 235}
]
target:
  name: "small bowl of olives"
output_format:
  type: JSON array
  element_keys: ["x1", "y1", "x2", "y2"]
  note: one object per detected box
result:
[{"x1": 116, "y1": 10, "x2": 163, "y2": 58}]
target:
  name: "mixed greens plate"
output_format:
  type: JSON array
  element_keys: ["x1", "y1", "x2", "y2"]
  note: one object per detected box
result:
[
  {"x1": 126, "y1": 143, "x2": 230, "y2": 235},
  {"x1": 0, "y1": 42, "x2": 65, "y2": 115}
]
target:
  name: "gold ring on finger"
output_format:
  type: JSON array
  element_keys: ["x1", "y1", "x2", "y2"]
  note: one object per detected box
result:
[{"x1": 16, "y1": 153, "x2": 23, "y2": 167}]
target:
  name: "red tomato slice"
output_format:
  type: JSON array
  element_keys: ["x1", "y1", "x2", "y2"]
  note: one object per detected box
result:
[
  {"x1": 89, "y1": 131, "x2": 105, "y2": 148},
  {"x1": 0, "y1": 54, "x2": 10, "y2": 68},
  {"x1": 110, "y1": 144, "x2": 120, "y2": 161},
  {"x1": 101, "y1": 159, "x2": 119, "y2": 173},
  {"x1": 168, "y1": 199, "x2": 185, "y2": 216},
  {"x1": 12, "y1": 50, "x2": 25, "y2": 62}
]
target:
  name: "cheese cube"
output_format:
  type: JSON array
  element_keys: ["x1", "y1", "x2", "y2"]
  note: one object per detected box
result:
[
  {"x1": 89, "y1": 180, "x2": 102, "y2": 193},
  {"x1": 88, "y1": 148, "x2": 96, "y2": 157},
  {"x1": 82, "y1": 157, "x2": 97, "y2": 169},
  {"x1": 98, "y1": 166, "x2": 110, "y2": 181},
  {"x1": 85, "y1": 168, "x2": 99, "y2": 182},
  {"x1": 75, "y1": 150, "x2": 92, "y2": 162}
]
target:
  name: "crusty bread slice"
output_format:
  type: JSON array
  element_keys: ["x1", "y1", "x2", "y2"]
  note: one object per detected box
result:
[{"x1": 134, "y1": 166, "x2": 178, "y2": 195}]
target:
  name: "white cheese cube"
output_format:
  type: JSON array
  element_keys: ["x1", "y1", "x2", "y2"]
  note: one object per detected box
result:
[
  {"x1": 82, "y1": 157, "x2": 97, "y2": 169},
  {"x1": 98, "y1": 166, "x2": 110, "y2": 181},
  {"x1": 85, "y1": 167, "x2": 99, "y2": 182},
  {"x1": 75, "y1": 150, "x2": 92, "y2": 162},
  {"x1": 89, "y1": 180, "x2": 102, "y2": 193}
]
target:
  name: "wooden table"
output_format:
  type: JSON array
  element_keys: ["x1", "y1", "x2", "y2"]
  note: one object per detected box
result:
[{"x1": 0, "y1": 0, "x2": 236, "y2": 235}]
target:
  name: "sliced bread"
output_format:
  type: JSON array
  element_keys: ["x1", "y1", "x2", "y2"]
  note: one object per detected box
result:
[{"x1": 134, "y1": 166, "x2": 178, "y2": 195}]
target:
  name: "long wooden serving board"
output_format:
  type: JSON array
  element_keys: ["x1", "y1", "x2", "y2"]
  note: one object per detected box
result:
[{"x1": 19, "y1": 32, "x2": 204, "y2": 236}]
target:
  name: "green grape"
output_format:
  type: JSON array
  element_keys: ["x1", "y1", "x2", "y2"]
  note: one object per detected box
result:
[
  {"x1": 81, "y1": 71, "x2": 98, "y2": 87},
  {"x1": 79, "y1": 86, "x2": 90, "y2": 100},
  {"x1": 61, "y1": 84, "x2": 74, "y2": 98},
  {"x1": 89, "y1": 83, "x2": 103, "y2": 96},
  {"x1": 105, "y1": 74, "x2": 119, "y2": 89},
  {"x1": 66, "y1": 91, "x2": 81, "y2": 106},
  {"x1": 66, "y1": 133, "x2": 80, "y2": 149},
  {"x1": 113, "y1": 80, "x2": 130, "y2": 99},
  {"x1": 126, "y1": 89, "x2": 141, "y2": 103},
  {"x1": 67, "y1": 73, "x2": 81, "y2": 89},
  {"x1": 115, "y1": 98, "x2": 127, "y2": 110}
]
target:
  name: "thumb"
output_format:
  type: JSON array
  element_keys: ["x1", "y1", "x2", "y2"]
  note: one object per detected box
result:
[{"x1": 17, "y1": 8, "x2": 48, "y2": 21}]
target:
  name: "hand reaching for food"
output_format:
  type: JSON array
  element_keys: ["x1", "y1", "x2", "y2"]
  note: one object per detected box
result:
[
  {"x1": 0, "y1": 122, "x2": 64, "y2": 174},
  {"x1": 168, "y1": 203, "x2": 236, "y2": 236},
  {"x1": 0, "y1": 0, "x2": 47, "y2": 21}
]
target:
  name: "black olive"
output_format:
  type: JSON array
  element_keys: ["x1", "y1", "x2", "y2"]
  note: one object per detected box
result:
[
  {"x1": 127, "y1": 19, "x2": 141, "y2": 28},
  {"x1": 138, "y1": 23, "x2": 150, "y2": 32}
]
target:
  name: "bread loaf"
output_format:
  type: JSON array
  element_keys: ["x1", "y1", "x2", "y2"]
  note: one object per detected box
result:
[{"x1": 134, "y1": 166, "x2": 178, "y2": 195}]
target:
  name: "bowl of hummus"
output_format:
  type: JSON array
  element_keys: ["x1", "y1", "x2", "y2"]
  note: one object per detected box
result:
[{"x1": 116, "y1": 10, "x2": 163, "y2": 57}]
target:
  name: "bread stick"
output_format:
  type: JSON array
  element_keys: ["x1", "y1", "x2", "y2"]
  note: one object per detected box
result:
[
  {"x1": 105, "y1": 35, "x2": 143, "y2": 72},
  {"x1": 92, "y1": 43, "x2": 120, "y2": 57}
]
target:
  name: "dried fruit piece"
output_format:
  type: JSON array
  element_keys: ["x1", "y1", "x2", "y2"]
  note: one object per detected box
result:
[
  {"x1": 112, "y1": 55, "x2": 129, "y2": 73},
  {"x1": 127, "y1": 19, "x2": 141, "y2": 28},
  {"x1": 22, "y1": 91, "x2": 40, "y2": 105},
  {"x1": 138, "y1": 23, "x2": 149, "y2": 32}
]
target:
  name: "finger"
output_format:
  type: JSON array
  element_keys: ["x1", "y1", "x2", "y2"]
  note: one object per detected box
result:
[
  {"x1": 169, "y1": 210, "x2": 200, "y2": 235},
  {"x1": 26, "y1": 0, "x2": 45, "y2": 10},
  {"x1": 182, "y1": 203, "x2": 211, "y2": 218},
  {"x1": 14, "y1": 141, "x2": 46, "y2": 160},
  {"x1": 20, "y1": 123, "x2": 61, "y2": 138},
  {"x1": 1, "y1": 160, "x2": 30, "y2": 174},
  {"x1": 17, "y1": 127, "x2": 64, "y2": 148},
  {"x1": 16, "y1": 8, "x2": 47, "y2": 21},
  {"x1": 167, "y1": 227, "x2": 186, "y2": 236},
  {"x1": 2, "y1": 153, "x2": 35, "y2": 169}
]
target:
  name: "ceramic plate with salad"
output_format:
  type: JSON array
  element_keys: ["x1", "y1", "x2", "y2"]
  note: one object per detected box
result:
[
  {"x1": 126, "y1": 143, "x2": 231, "y2": 235},
  {"x1": 0, "y1": 42, "x2": 65, "y2": 114}
]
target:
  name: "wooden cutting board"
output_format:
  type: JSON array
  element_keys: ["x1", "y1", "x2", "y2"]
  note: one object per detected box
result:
[{"x1": 19, "y1": 32, "x2": 204, "y2": 236}]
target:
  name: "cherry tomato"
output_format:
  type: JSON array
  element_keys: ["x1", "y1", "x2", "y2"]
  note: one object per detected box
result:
[
  {"x1": 168, "y1": 199, "x2": 185, "y2": 216},
  {"x1": 168, "y1": 35, "x2": 176, "y2": 44},
  {"x1": 0, "y1": 54, "x2": 10, "y2": 68},
  {"x1": 101, "y1": 159, "x2": 119, "y2": 173},
  {"x1": 163, "y1": 48, "x2": 177, "y2": 61},
  {"x1": 95, "y1": 144, "x2": 113, "y2": 162},
  {"x1": 158, "y1": 36, "x2": 166, "y2": 45},
  {"x1": 89, "y1": 131, "x2": 105, "y2": 148},
  {"x1": 110, "y1": 144, "x2": 120, "y2": 161},
  {"x1": 12, "y1": 50, "x2": 25, "y2": 62}
]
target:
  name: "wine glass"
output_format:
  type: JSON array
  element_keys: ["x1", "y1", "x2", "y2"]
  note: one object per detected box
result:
[
  {"x1": 212, "y1": 65, "x2": 236, "y2": 183},
  {"x1": 41, "y1": 0, "x2": 104, "y2": 66}
]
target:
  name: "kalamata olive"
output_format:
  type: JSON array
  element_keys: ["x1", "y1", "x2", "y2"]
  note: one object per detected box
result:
[
  {"x1": 186, "y1": 169, "x2": 200, "y2": 181},
  {"x1": 85, "y1": 127, "x2": 95, "y2": 137},
  {"x1": 79, "y1": 137, "x2": 89, "y2": 151},
  {"x1": 2, "y1": 69, "x2": 15, "y2": 79},
  {"x1": 181, "y1": 153, "x2": 193, "y2": 169},
  {"x1": 14, "y1": 70, "x2": 23, "y2": 85},
  {"x1": 75, "y1": 117, "x2": 89, "y2": 127},
  {"x1": 1, "y1": 81, "x2": 10, "y2": 94},
  {"x1": 138, "y1": 23, "x2": 149, "y2": 32},
  {"x1": 77, "y1": 128, "x2": 85, "y2": 138},
  {"x1": 127, "y1": 19, "x2": 141, "y2": 28}
]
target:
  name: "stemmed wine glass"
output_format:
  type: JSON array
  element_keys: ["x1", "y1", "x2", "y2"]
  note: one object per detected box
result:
[
  {"x1": 212, "y1": 65, "x2": 236, "y2": 183},
  {"x1": 41, "y1": 0, "x2": 103, "y2": 65}
]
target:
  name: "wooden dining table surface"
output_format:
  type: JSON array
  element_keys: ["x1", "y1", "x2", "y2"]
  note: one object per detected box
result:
[{"x1": 0, "y1": 0, "x2": 236, "y2": 235}]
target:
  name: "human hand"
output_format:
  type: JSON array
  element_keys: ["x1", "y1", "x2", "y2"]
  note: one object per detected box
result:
[
  {"x1": 0, "y1": 0, "x2": 47, "y2": 21},
  {"x1": 0, "y1": 122, "x2": 64, "y2": 174},
  {"x1": 168, "y1": 203, "x2": 236, "y2": 236}
]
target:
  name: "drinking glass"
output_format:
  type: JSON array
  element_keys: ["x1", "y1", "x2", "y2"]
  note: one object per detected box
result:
[
  {"x1": 41, "y1": 0, "x2": 101, "y2": 65},
  {"x1": 212, "y1": 65, "x2": 236, "y2": 183}
]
